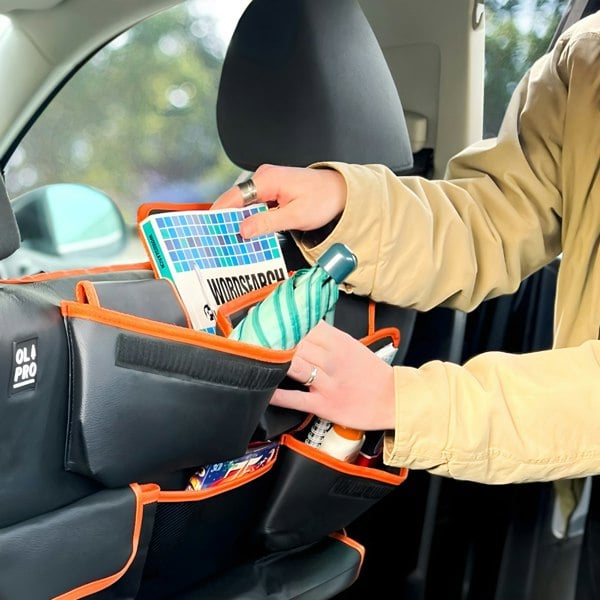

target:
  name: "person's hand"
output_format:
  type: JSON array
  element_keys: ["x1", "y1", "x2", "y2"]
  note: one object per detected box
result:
[
  {"x1": 271, "y1": 320, "x2": 396, "y2": 431},
  {"x1": 211, "y1": 164, "x2": 346, "y2": 239}
]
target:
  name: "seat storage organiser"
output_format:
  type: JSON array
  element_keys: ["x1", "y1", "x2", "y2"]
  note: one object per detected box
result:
[
  {"x1": 0, "y1": 483, "x2": 160, "y2": 600},
  {"x1": 1, "y1": 263, "x2": 408, "y2": 599},
  {"x1": 62, "y1": 280, "x2": 292, "y2": 488},
  {"x1": 178, "y1": 532, "x2": 365, "y2": 599},
  {"x1": 253, "y1": 433, "x2": 408, "y2": 553},
  {"x1": 136, "y1": 462, "x2": 279, "y2": 599}
]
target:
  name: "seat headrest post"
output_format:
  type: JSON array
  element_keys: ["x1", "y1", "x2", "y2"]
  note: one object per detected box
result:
[{"x1": 217, "y1": 0, "x2": 414, "y2": 172}]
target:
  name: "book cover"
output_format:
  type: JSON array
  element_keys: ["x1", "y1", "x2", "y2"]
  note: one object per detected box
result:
[{"x1": 139, "y1": 204, "x2": 288, "y2": 332}]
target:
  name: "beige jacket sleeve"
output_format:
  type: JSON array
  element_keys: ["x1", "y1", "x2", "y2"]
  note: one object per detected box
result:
[
  {"x1": 301, "y1": 60, "x2": 565, "y2": 312},
  {"x1": 294, "y1": 18, "x2": 600, "y2": 483}
]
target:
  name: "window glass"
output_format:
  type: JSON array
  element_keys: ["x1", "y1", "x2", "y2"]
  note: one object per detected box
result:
[
  {"x1": 5, "y1": 0, "x2": 251, "y2": 263},
  {"x1": 45, "y1": 185, "x2": 124, "y2": 250},
  {"x1": 483, "y1": 0, "x2": 570, "y2": 138}
]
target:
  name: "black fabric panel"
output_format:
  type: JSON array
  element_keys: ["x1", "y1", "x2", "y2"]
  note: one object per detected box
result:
[
  {"x1": 93, "y1": 502, "x2": 158, "y2": 600},
  {"x1": 90, "y1": 278, "x2": 189, "y2": 327},
  {"x1": 65, "y1": 317, "x2": 290, "y2": 487},
  {"x1": 255, "y1": 443, "x2": 401, "y2": 552},
  {"x1": 0, "y1": 487, "x2": 143, "y2": 600},
  {"x1": 0, "y1": 269, "x2": 157, "y2": 528},
  {"x1": 176, "y1": 535, "x2": 362, "y2": 599},
  {"x1": 461, "y1": 259, "x2": 557, "y2": 361},
  {"x1": 138, "y1": 471, "x2": 275, "y2": 599},
  {"x1": 575, "y1": 476, "x2": 600, "y2": 600},
  {"x1": 0, "y1": 281, "x2": 100, "y2": 528},
  {"x1": 333, "y1": 292, "x2": 416, "y2": 365},
  {"x1": 217, "y1": 0, "x2": 413, "y2": 172}
]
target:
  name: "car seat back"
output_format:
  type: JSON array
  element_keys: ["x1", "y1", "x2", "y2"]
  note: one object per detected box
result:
[
  {"x1": 216, "y1": 0, "x2": 418, "y2": 363},
  {"x1": 217, "y1": 0, "x2": 414, "y2": 172}
]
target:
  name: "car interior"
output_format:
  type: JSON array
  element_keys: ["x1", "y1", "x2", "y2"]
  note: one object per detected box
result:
[{"x1": 0, "y1": 0, "x2": 599, "y2": 598}]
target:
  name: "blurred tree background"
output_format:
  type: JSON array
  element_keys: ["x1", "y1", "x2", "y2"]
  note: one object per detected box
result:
[
  {"x1": 483, "y1": 0, "x2": 569, "y2": 137},
  {"x1": 6, "y1": 2, "x2": 246, "y2": 222}
]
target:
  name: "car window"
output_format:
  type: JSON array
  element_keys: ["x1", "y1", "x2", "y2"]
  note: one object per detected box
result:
[
  {"x1": 483, "y1": 0, "x2": 570, "y2": 138},
  {"x1": 4, "y1": 0, "x2": 251, "y2": 265}
]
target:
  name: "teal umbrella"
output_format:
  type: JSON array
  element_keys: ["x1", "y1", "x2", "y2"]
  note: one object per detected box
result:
[{"x1": 229, "y1": 242, "x2": 357, "y2": 350}]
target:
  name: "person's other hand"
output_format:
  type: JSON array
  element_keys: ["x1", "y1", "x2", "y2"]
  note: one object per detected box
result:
[
  {"x1": 211, "y1": 164, "x2": 346, "y2": 239},
  {"x1": 271, "y1": 320, "x2": 396, "y2": 431}
]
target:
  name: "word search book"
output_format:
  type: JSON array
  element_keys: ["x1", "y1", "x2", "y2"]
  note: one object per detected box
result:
[{"x1": 139, "y1": 204, "x2": 288, "y2": 332}]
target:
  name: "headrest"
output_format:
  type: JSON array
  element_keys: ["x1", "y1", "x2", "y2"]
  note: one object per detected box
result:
[
  {"x1": 0, "y1": 174, "x2": 20, "y2": 260},
  {"x1": 217, "y1": 0, "x2": 413, "y2": 172}
]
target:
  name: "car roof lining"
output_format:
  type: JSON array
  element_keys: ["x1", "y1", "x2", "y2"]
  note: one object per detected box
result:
[{"x1": 0, "y1": 0, "x2": 64, "y2": 12}]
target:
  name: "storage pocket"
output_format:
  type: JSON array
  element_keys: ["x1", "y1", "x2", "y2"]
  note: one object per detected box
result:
[
  {"x1": 61, "y1": 300, "x2": 292, "y2": 488},
  {"x1": 181, "y1": 532, "x2": 365, "y2": 599},
  {"x1": 137, "y1": 455, "x2": 278, "y2": 599},
  {"x1": 75, "y1": 278, "x2": 190, "y2": 327},
  {"x1": 0, "y1": 483, "x2": 158, "y2": 600},
  {"x1": 255, "y1": 433, "x2": 408, "y2": 552}
]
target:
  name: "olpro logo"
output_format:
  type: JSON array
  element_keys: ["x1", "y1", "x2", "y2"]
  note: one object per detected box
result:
[{"x1": 10, "y1": 338, "x2": 38, "y2": 394}]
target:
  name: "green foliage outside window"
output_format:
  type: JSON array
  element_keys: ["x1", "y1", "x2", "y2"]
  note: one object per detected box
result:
[
  {"x1": 483, "y1": 0, "x2": 569, "y2": 137},
  {"x1": 7, "y1": 3, "x2": 243, "y2": 222}
]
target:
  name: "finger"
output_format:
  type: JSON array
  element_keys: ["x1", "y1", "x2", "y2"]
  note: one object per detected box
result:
[
  {"x1": 270, "y1": 387, "x2": 324, "y2": 415},
  {"x1": 289, "y1": 320, "x2": 344, "y2": 356},
  {"x1": 287, "y1": 354, "x2": 315, "y2": 384},
  {"x1": 212, "y1": 164, "x2": 280, "y2": 210},
  {"x1": 239, "y1": 207, "x2": 280, "y2": 238},
  {"x1": 288, "y1": 337, "x2": 328, "y2": 382},
  {"x1": 211, "y1": 182, "x2": 247, "y2": 209}
]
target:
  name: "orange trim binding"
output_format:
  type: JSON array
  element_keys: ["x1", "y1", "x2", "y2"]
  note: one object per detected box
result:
[
  {"x1": 76, "y1": 280, "x2": 100, "y2": 306},
  {"x1": 367, "y1": 301, "x2": 376, "y2": 336},
  {"x1": 157, "y1": 451, "x2": 278, "y2": 503},
  {"x1": 1, "y1": 262, "x2": 152, "y2": 284},
  {"x1": 280, "y1": 434, "x2": 408, "y2": 485},
  {"x1": 329, "y1": 531, "x2": 366, "y2": 570},
  {"x1": 52, "y1": 483, "x2": 160, "y2": 600},
  {"x1": 359, "y1": 326, "x2": 400, "y2": 349},
  {"x1": 60, "y1": 300, "x2": 294, "y2": 364},
  {"x1": 74, "y1": 279, "x2": 193, "y2": 329},
  {"x1": 287, "y1": 412, "x2": 315, "y2": 436},
  {"x1": 136, "y1": 201, "x2": 213, "y2": 223}
]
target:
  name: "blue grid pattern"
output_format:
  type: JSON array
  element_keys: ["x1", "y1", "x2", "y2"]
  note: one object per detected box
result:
[{"x1": 153, "y1": 205, "x2": 282, "y2": 274}]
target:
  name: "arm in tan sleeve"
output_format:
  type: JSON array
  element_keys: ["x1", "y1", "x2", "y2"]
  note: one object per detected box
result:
[
  {"x1": 298, "y1": 41, "x2": 568, "y2": 312},
  {"x1": 382, "y1": 341, "x2": 600, "y2": 484}
]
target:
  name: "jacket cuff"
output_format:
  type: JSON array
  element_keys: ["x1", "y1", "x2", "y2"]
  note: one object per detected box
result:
[{"x1": 383, "y1": 363, "x2": 451, "y2": 472}]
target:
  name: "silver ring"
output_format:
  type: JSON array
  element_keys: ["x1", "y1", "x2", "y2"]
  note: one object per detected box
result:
[
  {"x1": 237, "y1": 178, "x2": 258, "y2": 206},
  {"x1": 303, "y1": 365, "x2": 318, "y2": 387}
]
